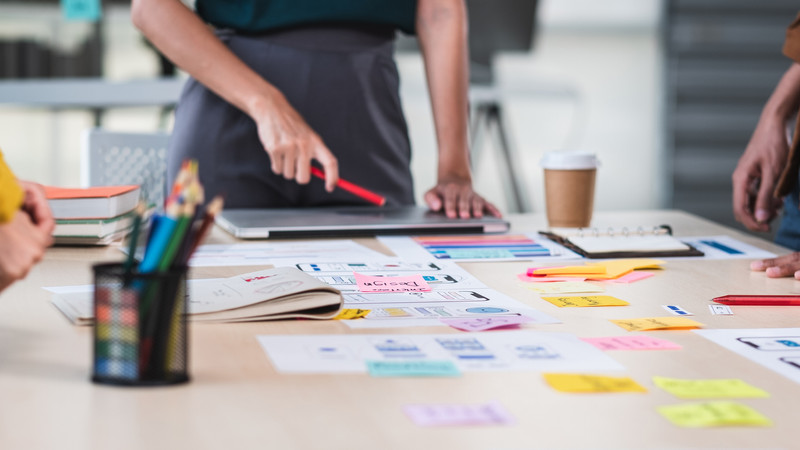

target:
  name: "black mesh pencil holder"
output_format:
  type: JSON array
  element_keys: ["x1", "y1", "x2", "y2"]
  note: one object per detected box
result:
[{"x1": 92, "y1": 263, "x2": 189, "y2": 386}]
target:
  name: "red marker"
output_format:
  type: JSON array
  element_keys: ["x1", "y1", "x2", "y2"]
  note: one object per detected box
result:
[
  {"x1": 311, "y1": 167, "x2": 386, "y2": 206},
  {"x1": 713, "y1": 295, "x2": 800, "y2": 306}
]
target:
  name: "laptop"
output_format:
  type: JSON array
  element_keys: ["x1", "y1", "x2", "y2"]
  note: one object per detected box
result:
[{"x1": 215, "y1": 205, "x2": 510, "y2": 239}]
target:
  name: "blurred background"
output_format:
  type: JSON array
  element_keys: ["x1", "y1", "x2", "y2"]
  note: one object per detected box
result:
[{"x1": 0, "y1": 0, "x2": 797, "y2": 236}]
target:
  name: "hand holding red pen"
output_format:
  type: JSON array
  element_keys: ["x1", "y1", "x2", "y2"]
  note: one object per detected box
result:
[{"x1": 311, "y1": 167, "x2": 386, "y2": 206}]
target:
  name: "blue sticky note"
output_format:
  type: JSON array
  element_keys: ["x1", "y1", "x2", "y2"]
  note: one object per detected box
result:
[
  {"x1": 366, "y1": 360, "x2": 461, "y2": 377},
  {"x1": 61, "y1": 0, "x2": 102, "y2": 21}
]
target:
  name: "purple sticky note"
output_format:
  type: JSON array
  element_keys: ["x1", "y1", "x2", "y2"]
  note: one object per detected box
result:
[
  {"x1": 354, "y1": 272, "x2": 431, "y2": 293},
  {"x1": 608, "y1": 271, "x2": 655, "y2": 283},
  {"x1": 441, "y1": 315, "x2": 533, "y2": 332},
  {"x1": 403, "y1": 402, "x2": 515, "y2": 427},
  {"x1": 581, "y1": 335, "x2": 682, "y2": 351}
]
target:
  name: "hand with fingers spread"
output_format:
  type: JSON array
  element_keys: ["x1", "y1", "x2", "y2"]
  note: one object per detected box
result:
[
  {"x1": 424, "y1": 177, "x2": 501, "y2": 219},
  {"x1": 750, "y1": 253, "x2": 800, "y2": 279},
  {"x1": 250, "y1": 94, "x2": 339, "y2": 192}
]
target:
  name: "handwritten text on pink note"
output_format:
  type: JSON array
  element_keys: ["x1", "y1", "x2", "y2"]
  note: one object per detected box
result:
[
  {"x1": 606, "y1": 271, "x2": 655, "y2": 283},
  {"x1": 403, "y1": 402, "x2": 515, "y2": 427},
  {"x1": 581, "y1": 335, "x2": 682, "y2": 351},
  {"x1": 354, "y1": 272, "x2": 431, "y2": 293},
  {"x1": 441, "y1": 315, "x2": 534, "y2": 332}
]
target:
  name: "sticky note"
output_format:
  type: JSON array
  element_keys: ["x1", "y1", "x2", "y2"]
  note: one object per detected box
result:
[
  {"x1": 366, "y1": 360, "x2": 460, "y2": 377},
  {"x1": 518, "y1": 273, "x2": 586, "y2": 283},
  {"x1": 441, "y1": 315, "x2": 533, "y2": 332},
  {"x1": 354, "y1": 272, "x2": 431, "y2": 293},
  {"x1": 529, "y1": 265, "x2": 606, "y2": 276},
  {"x1": 586, "y1": 259, "x2": 665, "y2": 280},
  {"x1": 609, "y1": 271, "x2": 655, "y2": 283},
  {"x1": 523, "y1": 281, "x2": 605, "y2": 294},
  {"x1": 333, "y1": 308, "x2": 371, "y2": 320},
  {"x1": 653, "y1": 377, "x2": 769, "y2": 399},
  {"x1": 581, "y1": 335, "x2": 682, "y2": 351},
  {"x1": 657, "y1": 402, "x2": 772, "y2": 428},
  {"x1": 61, "y1": 0, "x2": 101, "y2": 21},
  {"x1": 610, "y1": 316, "x2": 703, "y2": 332},
  {"x1": 543, "y1": 373, "x2": 647, "y2": 393},
  {"x1": 403, "y1": 401, "x2": 514, "y2": 426},
  {"x1": 541, "y1": 295, "x2": 629, "y2": 307}
]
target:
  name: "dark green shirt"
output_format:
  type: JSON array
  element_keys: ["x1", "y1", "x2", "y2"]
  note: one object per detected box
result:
[{"x1": 196, "y1": 0, "x2": 418, "y2": 35}]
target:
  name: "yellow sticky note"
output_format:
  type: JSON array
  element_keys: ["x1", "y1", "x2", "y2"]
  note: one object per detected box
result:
[
  {"x1": 530, "y1": 265, "x2": 606, "y2": 276},
  {"x1": 333, "y1": 308, "x2": 371, "y2": 320},
  {"x1": 541, "y1": 295, "x2": 629, "y2": 307},
  {"x1": 653, "y1": 377, "x2": 769, "y2": 399},
  {"x1": 524, "y1": 282, "x2": 605, "y2": 294},
  {"x1": 586, "y1": 259, "x2": 665, "y2": 279},
  {"x1": 543, "y1": 373, "x2": 647, "y2": 393},
  {"x1": 657, "y1": 402, "x2": 772, "y2": 428},
  {"x1": 610, "y1": 316, "x2": 703, "y2": 332}
]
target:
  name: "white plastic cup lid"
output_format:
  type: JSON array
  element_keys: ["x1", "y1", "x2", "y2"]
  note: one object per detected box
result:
[{"x1": 540, "y1": 151, "x2": 599, "y2": 170}]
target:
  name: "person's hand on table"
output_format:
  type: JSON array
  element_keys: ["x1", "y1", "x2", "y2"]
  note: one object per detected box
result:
[
  {"x1": 424, "y1": 176, "x2": 502, "y2": 219},
  {"x1": 732, "y1": 116, "x2": 788, "y2": 233},
  {"x1": 18, "y1": 180, "x2": 55, "y2": 236},
  {"x1": 0, "y1": 210, "x2": 52, "y2": 292},
  {"x1": 751, "y1": 253, "x2": 800, "y2": 279},
  {"x1": 251, "y1": 93, "x2": 339, "y2": 192}
]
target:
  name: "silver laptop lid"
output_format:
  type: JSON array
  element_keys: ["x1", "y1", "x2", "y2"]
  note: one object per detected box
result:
[{"x1": 215, "y1": 206, "x2": 510, "y2": 239}]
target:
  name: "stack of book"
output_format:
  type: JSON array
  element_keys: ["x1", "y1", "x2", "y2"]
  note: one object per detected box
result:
[{"x1": 44, "y1": 185, "x2": 142, "y2": 245}]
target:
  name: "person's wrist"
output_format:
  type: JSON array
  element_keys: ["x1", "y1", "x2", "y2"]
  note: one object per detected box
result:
[{"x1": 243, "y1": 86, "x2": 284, "y2": 120}]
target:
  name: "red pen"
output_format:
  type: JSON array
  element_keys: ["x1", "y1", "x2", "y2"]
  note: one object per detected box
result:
[
  {"x1": 311, "y1": 167, "x2": 386, "y2": 206},
  {"x1": 713, "y1": 295, "x2": 800, "y2": 306}
]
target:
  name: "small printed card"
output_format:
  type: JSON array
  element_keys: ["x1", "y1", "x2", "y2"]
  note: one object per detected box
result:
[
  {"x1": 354, "y1": 273, "x2": 431, "y2": 293},
  {"x1": 403, "y1": 401, "x2": 514, "y2": 427}
]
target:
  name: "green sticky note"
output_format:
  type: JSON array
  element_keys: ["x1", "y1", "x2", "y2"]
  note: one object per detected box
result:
[
  {"x1": 61, "y1": 0, "x2": 101, "y2": 21},
  {"x1": 657, "y1": 401, "x2": 772, "y2": 428},
  {"x1": 653, "y1": 377, "x2": 769, "y2": 399},
  {"x1": 366, "y1": 360, "x2": 460, "y2": 377}
]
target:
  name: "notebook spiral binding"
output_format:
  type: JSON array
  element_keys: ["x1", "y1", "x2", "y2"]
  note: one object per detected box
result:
[{"x1": 555, "y1": 225, "x2": 673, "y2": 238}]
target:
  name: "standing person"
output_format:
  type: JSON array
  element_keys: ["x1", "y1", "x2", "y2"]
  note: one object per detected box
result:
[
  {"x1": 0, "y1": 150, "x2": 54, "y2": 293},
  {"x1": 733, "y1": 12, "x2": 800, "y2": 278},
  {"x1": 132, "y1": 0, "x2": 501, "y2": 219}
]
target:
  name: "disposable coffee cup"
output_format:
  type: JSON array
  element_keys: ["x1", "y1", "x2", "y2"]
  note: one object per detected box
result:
[{"x1": 540, "y1": 152, "x2": 599, "y2": 228}]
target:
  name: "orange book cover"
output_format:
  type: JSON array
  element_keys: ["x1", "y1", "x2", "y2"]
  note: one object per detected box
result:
[{"x1": 44, "y1": 185, "x2": 139, "y2": 200}]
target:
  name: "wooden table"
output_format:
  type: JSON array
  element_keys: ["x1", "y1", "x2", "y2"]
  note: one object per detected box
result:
[{"x1": 2, "y1": 210, "x2": 798, "y2": 449}]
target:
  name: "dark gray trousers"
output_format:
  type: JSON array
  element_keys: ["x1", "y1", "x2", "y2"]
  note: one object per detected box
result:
[{"x1": 168, "y1": 25, "x2": 415, "y2": 208}]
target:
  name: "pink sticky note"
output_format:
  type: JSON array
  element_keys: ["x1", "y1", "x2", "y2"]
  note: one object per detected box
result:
[
  {"x1": 517, "y1": 273, "x2": 587, "y2": 283},
  {"x1": 354, "y1": 272, "x2": 431, "y2": 293},
  {"x1": 581, "y1": 335, "x2": 682, "y2": 351},
  {"x1": 607, "y1": 271, "x2": 655, "y2": 283},
  {"x1": 441, "y1": 315, "x2": 533, "y2": 332},
  {"x1": 403, "y1": 402, "x2": 515, "y2": 427}
]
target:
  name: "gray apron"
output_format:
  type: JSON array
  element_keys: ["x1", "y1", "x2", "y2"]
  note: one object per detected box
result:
[{"x1": 168, "y1": 25, "x2": 415, "y2": 208}]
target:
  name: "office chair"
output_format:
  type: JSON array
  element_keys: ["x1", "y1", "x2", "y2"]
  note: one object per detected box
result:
[{"x1": 81, "y1": 128, "x2": 170, "y2": 212}]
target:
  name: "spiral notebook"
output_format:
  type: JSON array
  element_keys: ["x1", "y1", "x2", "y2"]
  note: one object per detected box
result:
[{"x1": 539, "y1": 225, "x2": 704, "y2": 259}]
